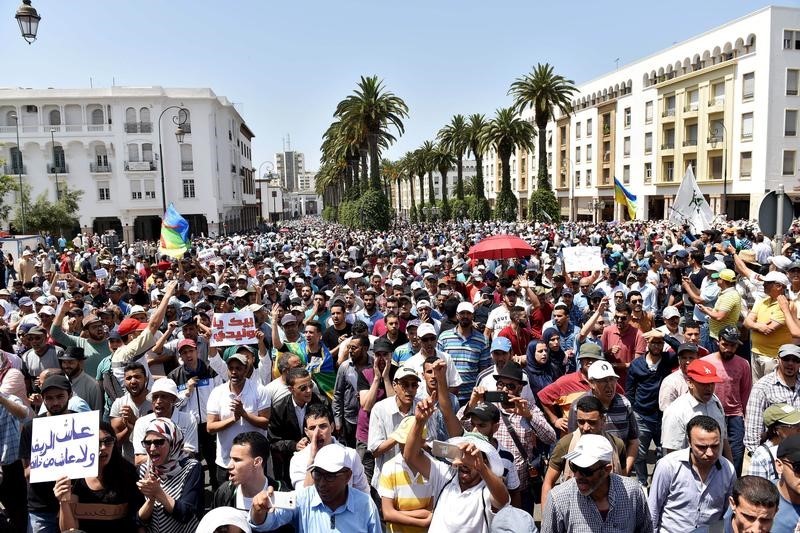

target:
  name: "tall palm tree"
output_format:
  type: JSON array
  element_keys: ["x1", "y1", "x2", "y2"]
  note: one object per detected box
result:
[
  {"x1": 482, "y1": 107, "x2": 537, "y2": 221},
  {"x1": 399, "y1": 152, "x2": 417, "y2": 221},
  {"x1": 509, "y1": 63, "x2": 577, "y2": 189},
  {"x1": 381, "y1": 158, "x2": 400, "y2": 209},
  {"x1": 419, "y1": 140, "x2": 437, "y2": 206},
  {"x1": 334, "y1": 76, "x2": 409, "y2": 191},
  {"x1": 430, "y1": 143, "x2": 455, "y2": 219},
  {"x1": 411, "y1": 148, "x2": 427, "y2": 210},
  {"x1": 321, "y1": 120, "x2": 363, "y2": 196},
  {"x1": 437, "y1": 114, "x2": 469, "y2": 200},
  {"x1": 465, "y1": 114, "x2": 490, "y2": 201}
]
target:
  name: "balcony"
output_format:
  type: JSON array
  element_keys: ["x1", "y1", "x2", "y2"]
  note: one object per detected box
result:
[
  {"x1": 708, "y1": 97, "x2": 724, "y2": 108},
  {"x1": 661, "y1": 142, "x2": 675, "y2": 150},
  {"x1": 124, "y1": 122, "x2": 153, "y2": 134},
  {"x1": 662, "y1": 109, "x2": 676, "y2": 120},
  {"x1": 125, "y1": 161, "x2": 156, "y2": 171},
  {"x1": 682, "y1": 139, "x2": 698, "y2": 148},
  {"x1": 2, "y1": 164, "x2": 25, "y2": 175},
  {"x1": 602, "y1": 126, "x2": 611, "y2": 138},
  {"x1": 48, "y1": 164, "x2": 68, "y2": 174},
  {"x1": 181, "y1": 162, "x2": 194, "y2": 171},
  {"x1": 707, "y1": 135, "x2": 723, "y2": 144},
  {"x1": 683, "y1": 104, "x2": 699, "y2": 113},
  {"x1": 90, "y1": 163, "x2": 111, "y2": 173}
]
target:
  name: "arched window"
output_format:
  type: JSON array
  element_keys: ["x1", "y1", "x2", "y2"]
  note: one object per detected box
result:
[
  {"x1": 49, "y1": 109, "x2": 61, "y2": 126},
  {"x1": 95, "y1": 145, "x2": 108, "y2": 167},
  {"x1": 180, "y1": 144, "x2": 193, "y2": 171},
  {"x1": 52, "y1": 145, "x2": 65, "y2": 171},
  {"x1": 9, "y1": 147, "x2": 22, "y2": 172},
  {"x1": 140, "y1": 107, "x2": 150, "y2": 123},
  {"x1": 91, "y1": 108, "x2": 104, "y2": 125}
]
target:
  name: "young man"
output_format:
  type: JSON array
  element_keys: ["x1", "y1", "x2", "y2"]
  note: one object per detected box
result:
[
  {"x1": 437, "y1": 301, "x2": 491, "y2": 404},
  {"x1": 212, "y1": 431, "x2": 285, "y2": 510},
  {"x1": 109, "y1": 361, "x2": 152, "y2": 461},
  {"x1": 333, "y1": 335, "x2": 370, "y2": 447},
  {"x1": 771, "y1": 433, "x2": 800, "y2": 529},
  {"x1": 49, "y1": 303, "x2": 111, "y2": 379},
  {"x1": 403, "y1": 323, "x2": 462, "y2": 396},
  {"x1": 658, "y1": 342, "x2": 701, "y2": 411},
  {"x1": 601, "y1": 302, "x2": 646, "y2": 390},
  {"x1": 57, "y1": 346, "x2": 103, "y2": 412},
  {"x1": 722, "y1": 475, "x2": 779, "y2": 533}
]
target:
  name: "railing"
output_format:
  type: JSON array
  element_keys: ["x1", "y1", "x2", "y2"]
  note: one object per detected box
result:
[
  {"x1": 125, "y1": 161, "x2": 156, "y2": 171},
  {"x1": 661, "y1": 143, "x2": 675, "y2": 150},
  {"x1": 708, "y1": 97, "x2": 724, "y2": 106},
  {"x1": 125, "y1": 122, "x2": 153, "y2": 134},
  {"x1": 683, "y1": 104, "x2": 699, "y2": 112},
  {"x1": 662, "y1": 109, "x2": 676, "y2": 117},
  {"x1": 48, "y1": 165, "x2": 68, "y2": 174},
  {"x1": 2, "y1": 164, "x2": 25, "y2": 175},
  {"x1": 707, "y1": 135, "x2": 723, "y2": 144},
  {"x1": 140, "y1": 122, "x2": 152, "y2": 133},
  {"x1": 683, "y1": 139, "x2": 698, "y2": 147},
  {"x1": 181, "y1": 162, "x2": 194, "y2": 171},
  {"x1": 90, "y1": 163, "x2": 111, "y2": 173}
]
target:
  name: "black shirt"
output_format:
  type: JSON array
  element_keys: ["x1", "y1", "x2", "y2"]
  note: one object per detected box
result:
[{"x1": 321, "y1": 323, "x2": 352, "y2": 351}]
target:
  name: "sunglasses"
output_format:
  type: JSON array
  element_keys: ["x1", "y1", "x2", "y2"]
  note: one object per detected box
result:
[
  {"x1": 141, "y1": 438, "x2": 166, "y2": 448},
  {"x1": 496, "y1": 380, "x2": 520, "y2": 390},
  {"x1": 99, "y1": 437, "x2": 116, "y2": 447},
  {"x1": 312, "y1": 469, "x2": 347, "y2": 482},
  {"x1": 293, "y1": 383, "x2": 312, "y2": 392},
  {"x1": 614, "y1": 316, "x2": 628, "y2": 321},
  {"x1": 569, "y1": 462, "x2": 604, "y2": 477}
]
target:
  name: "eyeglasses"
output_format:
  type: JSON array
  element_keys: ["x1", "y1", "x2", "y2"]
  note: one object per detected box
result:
[
  {"x1": 630, "y1": 299, "x2": 643, "y2": 304},
  {"x1": 311, "y1": 469, "x2": 347, "y2": 482},
  {"x1": 568, "y1": 462, "x2": 604, "y2": 477},
  {"x1": 395, "y1": 380, "x2": 419, "y2": 389},
  {"x1": 495, "y1": 380, "x2": 519, "y2": 390},
  {"x1": 99, "y1": 437, "x2": 116, "y2": 447},
  {"x1": 293, "y1": 383, "x2": 312, "y2": 392},
  {"x1": 141, "y1": 438, "x2": 166, "y2": 448},
  {"x1": 614, "y1": 316, "x2": 628, "y2": 322},
  {"x1": 614, "y1": 295, "x2": 625, "y2": 299}
]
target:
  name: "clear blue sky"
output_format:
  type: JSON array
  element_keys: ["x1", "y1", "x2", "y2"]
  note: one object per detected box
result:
[{"x1": 1, "y1": 0, "x2": 772, "y2": 173}]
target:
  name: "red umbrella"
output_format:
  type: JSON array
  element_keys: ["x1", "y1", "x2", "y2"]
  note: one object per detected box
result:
[
  {"x1": 468, "y1": 234, "x2": 534, "y2": 260},
  {"x1": 279, "y1": 227, "x2": 290, "y2": 233}
]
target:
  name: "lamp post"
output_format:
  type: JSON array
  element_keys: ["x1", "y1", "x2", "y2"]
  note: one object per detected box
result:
[
  {"x1": 50, "y1": 128, "x2": 60, "y2": 201},
  {"x1": 711, "y1": 122, "x2": 728, "y2": 216},
  {"x1": 10, "y1": 113, "x2": 25, "y2": 233},
  {"x1": 156, "y1": 106, "x2": 189, "y2": 213},
  {"x1": 561, "y1": 156, "x2": 576, "y2": 221},
  {"x1": 589, "y1": 199, "x2": 606, "y2": 223},
  {"x1": 15, "y1": 0, "x2": 40, "y2": 44}
]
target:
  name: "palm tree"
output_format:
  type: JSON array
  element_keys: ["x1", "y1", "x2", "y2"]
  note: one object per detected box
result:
[
  {"x1": 381, "y1": 158, "x2": 400, "y2": 209},
  {"x1": 411, "y1": 148, "x2": 427, "y2": 211},
  {"x1": 419, "y1": 140, "x2": 437, "y2": 206},
  {"x1": 482, "y1": 107, "x2": 536, "y2": 221},
  {"x1": 509, "y1": 63, "x2": 577, "y2": 189},
  {"x1": 334, "y1": 76, "x2": 409, "y2": 191},
  {"x1": 321, "y1": 120, "x2": 363, "y2": 196},
  {"x1": 430, "y1": 143, "x2": 455, "y2": 219},
  {"x1": 465, "y1": 113, "x2": 489, "y2": 201},
  {"x1": 437, "y1": 114, "x2": 469, "y2": 201},
  {"x1": 399, "y1": 152, "x2": 417, "y2": 222}
]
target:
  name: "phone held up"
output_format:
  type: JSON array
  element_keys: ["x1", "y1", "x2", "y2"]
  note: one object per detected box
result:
[
  {"x1": 484, "y1": 390, "x2": 508, "y2": 403},
  {"x1": 431, "y1": 440, "x2": 463, "y2": 461}
]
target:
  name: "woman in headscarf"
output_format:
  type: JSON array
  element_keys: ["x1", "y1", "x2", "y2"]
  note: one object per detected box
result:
[
  {"x1": 53, "y1": 421, "x2": 142, "y2": 532},
  {"x1": 541, "y1": 328, "x2": 568, "y2": 377},
  {"x1": 136, "y1": 417, "x2": 203, "y2": 532},
  {"x1": 525, "y1": 340, "x2": 560, "y2": 405}
]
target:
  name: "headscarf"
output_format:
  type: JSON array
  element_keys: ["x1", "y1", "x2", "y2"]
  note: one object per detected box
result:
[
  {"x1": 144, "y1": 417, "x2": 186, "y2": 480},
  {"x1": 525, "y1": 340, "x2": 558, "y2": 400},
  {"x1": 541, "y1": 328, "x2": 567, "y2": 377}
]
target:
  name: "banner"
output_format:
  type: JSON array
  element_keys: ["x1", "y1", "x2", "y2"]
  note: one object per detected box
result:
[
  {"x1": 669, "y1": 164, "x2": 714, "y2": 233},
  {"x1": 614, "y1": 177, "x2": 637, "y2": 219},
  {"x1": 158, "y1": 203, "x2": 190, "y2": 259},
  {"x1": 562, "y1": 246, "x2": 605, "y2": 273},
  {"x1": 30, "y1": 411, "x2": 100, "y2": 483},
  {"x1": 197, "y1": 247, "x2": 216, "y2": 264},
  {"x1": 211, "y1": 310, "x2": 257, "y2": 346}
]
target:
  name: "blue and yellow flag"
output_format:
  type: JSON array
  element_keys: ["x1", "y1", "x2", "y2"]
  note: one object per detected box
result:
[
  {"x1": 614, "y1": 177, "x2": 637, "y2": 220},
  {"x1": 158, "y1": 203, "x2": 190, "y2": 258}
]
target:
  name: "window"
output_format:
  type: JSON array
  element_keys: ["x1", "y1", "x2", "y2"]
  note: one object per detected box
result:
[
  {"x1": 180, "y1": 144, "x2": 193, "y2": 171},
  {"x1": 9, "y1": 147, "x2": 23, "y2": 173},
  {"x1": 183, "y1": 179, "x2": 196, "y2": 198},
  {"x1": 784, "y1": 150, "x2": 797, "y2": 176},
  {"x1": 685, "y1": 124, "x2": 698, "y2": 145},
  {"x1": 623, "y1": 137, "x2": 631, "y2": 157},
  {"x1": 742, "y1": 72, "x2": 755, "y2": 100},
  {"x1": 785, "y1": 30, "x2": 800, "y2": 50},
  {"x1": 786, "y1": 110, "x2": 798, "y2": 136},
  {"x1": 603, "y1": 141, "x2": 611, "y2": 162},
  {"x1": 645, "y1": 101, "x2": 653, "y2": 124},
  {"x1": 575, "y1": 171, "x2": 580, "y2": 187},
  {"x1": 586, "y1": 144, "x2": 592, "y2": 162},
  {"x1": 142, "y1": 143, "x2": 153, "y2": 162},
  {"x1": 664, "y1": 160, "x2": 674, "y2": 181},
  {"x1": 576, "y1": 146, "x2": 581, "y2": 163},
  {"x1": 586, "y1": 169, "x2": 592, "y2": 187},
  {"x1": 559, "y1": 126, "x2": 566, "y2": 145},
  {"x1": 665, "y1": 95, "x2": 676, "y2": 116},
  {"x1": 644, "y1": 162, "x2": 652, "y2": 183},
  {"x1": 98, "y1": 181, "x2": 110, "y2": 201},
  {"x1": 586, "y1": 119, "x2": 593, "y2": 137},
  {"x1": 623, "y1": 165, "x2": 630, "y2": 184},
  {"x1": 624, "y1": 107, "x2": 631, "y2": 128},
  {"x1": 685, "y1": 158, "x2": 697, "y2": 173},
  {"x1": 789, "y1": 70, "x2": 799, "y2": 96},
  {"x1": 645, "y1": 133, "x2": 653, "y2": 154},
  {"x1": 710, "y1": 156, "x2": 723, "y2": 180},
  {"x1": 741, "y1": 112, "x2": 754, "y2": 140},
  {"x1": 575, "y1": 122, "x2": 581, "y2": 139},
  {"x1": 127, "y1": 143, "x2": 139, "y2": 162},
  {"x1": 686, "y1": 90, "x2": 699, "y2": 111},
  {"x1": 740, "y1": 152, "x2": 752, "y2": 178},
  {"x1": 709, "y1": 119, "x2": 724, "y2": 142},
  {"x1": 131, "y1": 180, "x2": 142, "y2": 200},
  {"x1": 711, "y1": 83, "x2": 725, "y2": 104},
  {"x1": 144, "y1": 180, "x2": 156, "y2": 199},
  {"x1": 664, "y1": 128, "x2": 675, "y2": 149}
]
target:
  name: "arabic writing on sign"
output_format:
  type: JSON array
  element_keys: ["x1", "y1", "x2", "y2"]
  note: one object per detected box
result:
[
  {"x1": 197, "y1": 248, "x2": 217, "y2": 264},
  {"x1": 30, "y1": 411, "x2": 100, "y2": 483},
  {"x1": 562, "y1": 246, "x2": 605, "y2": 274},
  {"x1": 210, "y1": 310, "x2": 257, "y2": 347}
]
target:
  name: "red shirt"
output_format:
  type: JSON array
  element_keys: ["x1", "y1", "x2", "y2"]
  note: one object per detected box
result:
[
  {"x1": 530, "y1": 302, "x2": 555, "y2": 340},
  {"x1": 538, "y1": 371, "x2": 626, "y2": 415},
  {"x1": 601, "y1": 325, "x2": 647, "y2": 390},
  {"x1": 498, "y1": 325, "x2": 533, "y2": 357}
]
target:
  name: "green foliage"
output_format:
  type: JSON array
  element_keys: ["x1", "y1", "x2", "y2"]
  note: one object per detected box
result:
[
  {"x1": 12, "y1": 184, "x2": 84, "y2": 235},
  {"x1": 338, "y1": 200, "x2": 359, "y2": 227},
  {"x1": 495, "y1": 189, "x2": 518, "y2": 221},
  {"x1": 450, "y1": 198, "x2": 468, "y2": 219},
  {"x1": 322, "y1": 206, "x2": 338, "y2": 222},
  {"x1": 528, "y1": 187, "x2": 560, "y2": 222},
  {"x1": 337, "y1": 190, "x2": 392, "y2": 230},
  {"x1": 440, "y1": 197, "x2": 451, "y2": 221},
  {"x1": 0, "y1": 169, "x2": 19, "y2": 223},
  {"x1": 469, "y1": 196, "x2": 492, "y2": 221}
]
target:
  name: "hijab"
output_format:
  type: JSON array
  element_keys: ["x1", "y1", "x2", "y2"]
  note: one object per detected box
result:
[
  {"x1": 541, "y1": 328, "x2": 567, "y2": 377},
  {"x1": 144, "y1": 417, "x2": 186, "y2": 480},
  {"x1": 525, "y1": 340, "x2": 558, "y2": 400}
]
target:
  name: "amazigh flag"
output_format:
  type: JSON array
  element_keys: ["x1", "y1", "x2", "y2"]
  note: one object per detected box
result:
[
  {"x1": 158, "y1": 203, "x2": 189, "y2": 258},
  {"x1": 614, "y1": 177, "x2": 637, "y2": 220}
]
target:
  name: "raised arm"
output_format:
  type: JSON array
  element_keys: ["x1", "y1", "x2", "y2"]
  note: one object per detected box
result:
[
  {"x1": 402, "y1": 397, "x2": 434, "y2": 479},
  {"x1": 146, "y1": 280, "x2": 177, "y2": 334}
]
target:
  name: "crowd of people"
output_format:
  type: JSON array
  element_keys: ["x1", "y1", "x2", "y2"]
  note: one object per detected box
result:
[{"x1": 2, "y1": 216, "x2": 800, "y2": 532}]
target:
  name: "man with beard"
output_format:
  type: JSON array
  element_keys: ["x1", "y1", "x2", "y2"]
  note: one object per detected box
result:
[
  {"x1": 333, "y1": 335, "x2": 370, "y2": 447},
  {"x1": 355, "y1": 288, "x2": 384, "y2": 334},
  {"x1": 484, "y1": 287, "x2": 520, "y2": 341},
  {"x1": 19, "y1": 374, "x2": 75, "y2": 533},
  {"x1": 289, "y1": 403, "x2": 368, "y2": 492},
  {"x1": 542, "y1": 433, "x2": 652, "y2": 533},
  {"x1": 404, "y1": 323, "x2": 462, "y2": 396},
  {"x1": 498, "y1": 306, "x2": 533, "y2": 364},
  {"x1": 701, "y1": 326, "x2": 752, "y2": 475},
  {"x1": 321, "y1": 301, "x2": 352, "y2": 360},
  {"x1": 152, "y1": 314, "x2": 211, "y2": 366},
  {"x1": 121, "y1": 276, "x2": 150, "y2": 306},
  {"x1": 595, "y1": 269, "x2": 628, "y2": 312},
  {"x1": 131, "y1": 378, "x2": 198, "y2": 465},
  {"x1": 377, "y1": 311, "x2": 407, "y2": 352},
  {"x1": 601, "y1": 302, "x2": 646, "y2": 390},
  {"x1": 20, "y1": 325, "x2": 63, "y2": 393},
  {"x1": 437, "y1": 301, "x2": 491, "y2": 404},
  {"x1": 356, "y1": 338, "x2": 394, "y2": 483},
  {"x1": 649, "y1": 415, "x2": 734, "y2": 532},
  {"x1": 57, "y1": 346, "x2": 102, "y2": 411},
  {"x1": 109, "y1": 361, "x2": 151, "y2": 461}
]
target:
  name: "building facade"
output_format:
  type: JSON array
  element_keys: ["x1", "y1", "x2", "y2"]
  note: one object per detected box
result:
[
  {"x1": 392, "y1": 159, "x2": 478, "y2": 217},
  {"x1": 0, "y1": 86, "x2": 257, "y2": 241},
  {"x1": 274, "y1": 150, "x2": 306, "y2": 191}
]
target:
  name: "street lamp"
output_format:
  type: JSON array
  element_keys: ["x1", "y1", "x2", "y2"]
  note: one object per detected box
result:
[
  {"x1": 15, "y1": 0, "x2": 40, "y2": 44},
  {"x1": 561, "y1": 156, "x2": 576, "y2": 221},
  {"x1": 50, "y1": 129, "x2": 59, "y2": 201},
  {"x1": 9, "y1": 113, "x2": 25, "y2": 233},
  {"x1": 588, "y1": 199, "x2": 606, "y2": 223},
  {"x1": 710, "y1": 122, "x2": 728, "y2": 216},
  {"x1": 156, "y1": 106, "x2": 189, "y2": 213}
]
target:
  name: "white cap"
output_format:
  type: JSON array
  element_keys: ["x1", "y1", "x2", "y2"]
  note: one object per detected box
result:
[
  {"x1": 416, "y1": 300, "x2": 431, "y2": 310},
  {"x1": 457, "y1": 302, "x2": 475, "y2": 314},
  {"x1": 771, "y1": 256, "x2": 793, "y2": 272},
  {"x1": 245, "y1": 303, "x2": 265, "y2": 313},
  {"x1": 587, "y1": 360, "x2": 619, "y2": 380},
  {"x1": 662, "y1": 306, "x2": 680, "y2": 320},
  {"x1": 35, "y1": 295, "x2": 48, "y2": 305},
  {"x1": 393, "y1": 366, "x2": 421, "y2": 382},
  {"x1": 148, "y1": 378, "x2": 179, "y2": 400},
  {"x1": 410, "y1": 281, "x2": 423, "y2": 291},
  {"x1": 312, "y1": 443, "x2": 348, "y2": 472},
  {"x1": 564, "y1": 434, "x2": 614, "y2": 468},
  {"x1": 38, "y1": 305, "x2": 55, "y2": 316},
  {"x1": 763, "y1": 271, "x2": 790, "y2": 286},
  {"x1": 129, "y1": 305, "x2": 147, "y2": 316},
  {"x1": 417, "y1": 323, "x2": 437, "y2": 338},
  {"x1": 196, "y1": 507, "x2": 251, "y2": 533},
  {"x1": 704, "y1": 260, "x2": 725, "y2": 273}
]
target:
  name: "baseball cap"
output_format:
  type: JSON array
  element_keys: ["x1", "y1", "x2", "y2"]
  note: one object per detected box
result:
[
  {"x1": 717, "y1": 269, "x2": 736, "y2": 282},
  {"x1": 777, "y1": 433, "x2": 800, "y2": 462},
  {"x1": 393, "y1": 366, "x2": 420, "y2": 382},
  {"x1": 372, "y1": 338, "x2": 394, "y2": 354},
  {"x1": 196, "y1": 507, "x2": 252, "y2": 533},
  {"x1": 18, "y1": 297, "x2": 33, "y2": 307},
  {"x1": 416, "y1": 300, "x2": 431, "y2": 310},
  {"x1": 763, "y1": 271, "x2": 790, "y2": 286},
  {"x1": 117, "y1": 317, "x2": 145, "y2": 337},
  {"x1": 148, "y1": 378, "x2": 179, "y2": 400},
  {"x1": 719, "y1": 326, "x2": 742, "y2": 345},
  {"x1": 663, "y1": 306, "x2": 680, "y2": 320},
  {"x1": 764, "y1": 403, "x2": 800, "y2": 427},
  {"x1": 41, "y1": 374, "x2": 71, "y2": 393},
  {"x1": 447, "y1": 433, "x2": 504, "y2": 477},
  {"x1": 177, "y1": 339, "x2": 197, "y2": 352},
  {"x1": 686, "y1": 359, "x2": 723, "y2": 383},
  {"x1": 417, "y1": 323, "x2": 436, "y2": 339},
  {"x1": 587, "y1": 360, "x2": 619, "y2": 380},
  {"x1": 58, "y1": 346, "x2": 86, "y2": 361},
  {"x1": 457, "y1": 302, "x2": 475, "y2": 314},
  {"x1": 490, "y1": 336, "x2": 512, "y2": 353},
  {"x1": 128, "y1": 305, "x2": 147, "y2": 316},
  {"x1": 312, "y1": 443, "x2": 348, "y2": 473},
  {"x1": 702, "y1": 260, "x2": 725, "y2": 272},
  {"x1": 27, "y1": 325, "x2": 47, "y2": 336},
  {"x1": 564, "y1": 434, "x2": 614, "y2": 468},
  {"x1": 578, "y1": 343, "x2": 604, "y2": 360},
  {"x1": 227, "y1": 352, "x2": 249, "y2": 366},
  {"x1": 82, "y1": 314, "x2": 102, "y2": 327},
  {"x1": 406, "y1": 319, "x2": 421, "y2": 330},
  {"x1": 771, "y1": 256, "x2": 793, "y2": 272},
  {"x1": 677, "y1": 343, "x2": 699, "y2": 354},
  {"x1": 465, "y1": 402, "x2": 501, "y2": 423},
  {"x1": 281, "y1": 314, "x2": 298, "y2": 326},
  {"x1": 779, "y1": 344, "x2": 800, "y2": 359},
  {"x1": 38, "y1": 305, "x2": 56, "y2": 316}
]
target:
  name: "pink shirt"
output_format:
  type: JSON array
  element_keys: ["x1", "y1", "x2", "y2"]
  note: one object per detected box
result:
[
  {"x1": 601, "y1": 325, "x2": 647, "y2": 391},
  {"x1": 700, "y1": 353, "x2": 752, "y2": 417}
]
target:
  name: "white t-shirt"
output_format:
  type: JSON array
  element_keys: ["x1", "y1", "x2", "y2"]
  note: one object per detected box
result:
[
  {"x1": 429, "y1": 459, "x2": 497, "y2": 533},
  {"x1": 404, "y1": 349, "x2": 463, "y2": 389},
  {"x1": 206, "y1": 380, "x2": 271, "y2": 467},
  {"x1": 485, "y1": 307, "x2": 511, "y2": 336}
]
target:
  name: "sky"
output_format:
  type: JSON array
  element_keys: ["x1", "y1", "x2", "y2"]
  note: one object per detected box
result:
[{"x1": 1, "y1": 0, "x2": 773, "y2": 174}]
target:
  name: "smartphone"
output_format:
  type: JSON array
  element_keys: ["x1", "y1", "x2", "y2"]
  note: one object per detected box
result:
[
  {"x1": 56, "y1": 281, "x2": 68, "y2": 290},
  {"x1": 484, "y1": 390, "x2": 508, "y2": 403},
  {"x1": 431, "y1": 440, "x2": 463, "y2": 461},
  {"x1": 269, "y1": 491, "x2": 296, "y2": 510}
]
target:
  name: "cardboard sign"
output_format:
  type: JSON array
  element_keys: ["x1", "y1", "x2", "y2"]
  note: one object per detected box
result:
[
  {"x1": 93, "y1": 268, "x2": 109, "y2": 279},
  {"x1": 30, "y1": 411, "x2": 100, "y2": 483},
  {"x1": 198, "y1": 248, "x2": 217, "y2": 263},
  {"x1": 562, "y1": 246, "x2": 605, "y2": 273},
  {"x1": 211, "y1": 310, "x2": 257, "y2": 347}
]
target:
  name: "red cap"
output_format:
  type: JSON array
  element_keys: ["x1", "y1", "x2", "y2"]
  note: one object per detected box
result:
[
  {"x1": 117, "y1": 317, "x2": 143, "y2": 337},
  {"x1": 686, "y1": 359, "x2": 723, "y2": 384},
  {"x1": 177, "y1": 339, "x2": 197, "y2": 352}
]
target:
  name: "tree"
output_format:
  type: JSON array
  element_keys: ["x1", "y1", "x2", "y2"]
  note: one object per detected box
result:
[
  {"x1": 430, "y1": 144, "x2": 455, "y2": 221},
  {"x1": 465, "y1": 114, "x2": 491, "y2": 221},
  {"x1": 381, "y1": 158, "x2": 401, "y2": 211},
  {"x1": 399, "y1": 152, "x2": 418, "y2": 223},
  {"x1": 482, "y1": 108, "x2": 536, "y2": 221},
  {"x1": 419, "y1": 140, "x2": 437, "y2": 206},
  {"x1": 12, "y1": 184, "x2": 83, "y2": 235},
  {"x1": 438, "y1": 114, "x2": 469, "y2": 201},
  {"x1": 411, "y1": 148, "x2": 427, "y2": 213},
  {"x1": 509, "y1": 63, "x2": 577, "y2": 190},
  {"x1": 0, "y1": 164, "x2": 20, "y2": 224}
]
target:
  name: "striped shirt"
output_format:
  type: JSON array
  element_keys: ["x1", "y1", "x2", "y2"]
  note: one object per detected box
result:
[
  {"x1": 377, "y1": 454, "x2": 434, "y2": 533},
  {"x1": 437, "y1": 327, "x2": 491, "y2": 402},
  {"x1": 137, "y1": 459, "x2": 202, "y2": 533},
  {"x1": 567, "y1": 391, "x2": 640, "y2": 443},
  {"x1": 709, "y1": 286, "x2": 741, "y2": 340},
  {"x1": 744, "y1": 371, "x2": 800, "y2": 452}
]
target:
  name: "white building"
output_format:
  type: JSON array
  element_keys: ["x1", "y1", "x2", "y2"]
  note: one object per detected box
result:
[
  {"x1": 393, "y1": 159, "x2": 478, "y2": 216},
  {"x1": 0, "y1": 86, "x2": 257, "y2": 241},
  {"x1": 486, "y1": 5, "x2": 800, "y2": 221}
]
